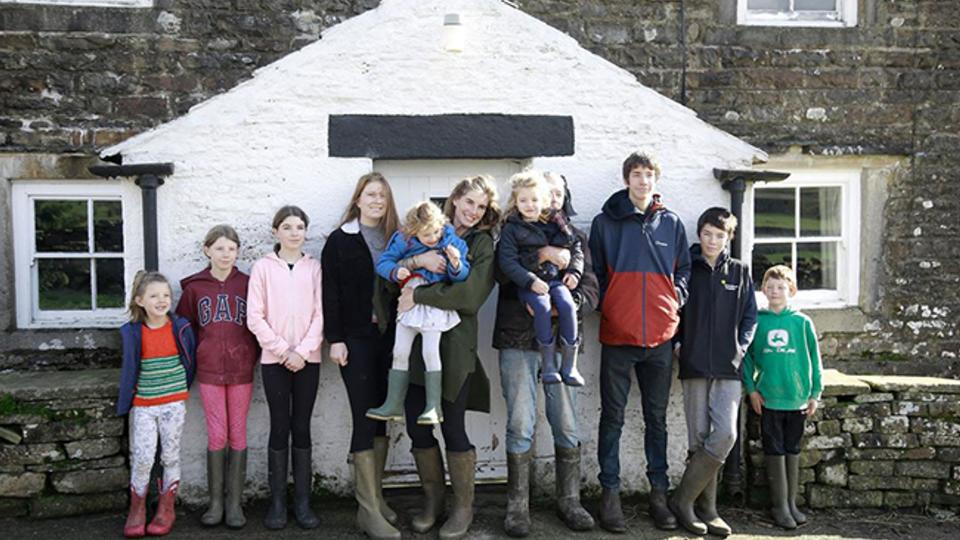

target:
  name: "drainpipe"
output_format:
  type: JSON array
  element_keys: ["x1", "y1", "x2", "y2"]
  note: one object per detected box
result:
[
  {"x1": 89, "y1": 163, "x2": 175, "y2": 271},
  {"x1": 711, "y1": 167, "x2": 790, "y2": 504}
]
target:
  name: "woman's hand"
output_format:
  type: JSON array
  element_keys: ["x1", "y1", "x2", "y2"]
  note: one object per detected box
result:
[
  {"x1": 445, "y1": 245, "x2": 461, "y2": 270},
  {"x1": 749, "y1": 391, "x2": 765, "y2": 415},
  {"x1": 329, "y1": 342, "x2": 349, "y2": 367},
  {"x1": 417, "y1": 251, "x2": 447, "y2": 274},
  {"x1": 562, "y1": 273, "x2": 580, "y2": 290},
  {"x1": 398, "y1": 285, "x2": 415, "y2": 313},
  {"x1": 285, "y1": 351, "x2": 306, "y2": 372},
  {"x1": 531, "y1": 279, "x2": 549, "y2": 295},
  {"x1": 538, "y1": 246, "x2": 571, "y2": 269}
]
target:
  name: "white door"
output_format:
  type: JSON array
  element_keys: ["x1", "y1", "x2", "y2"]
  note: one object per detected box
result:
[{"x1": 374, "y1": 159, "x2": 523, "y2": 484}]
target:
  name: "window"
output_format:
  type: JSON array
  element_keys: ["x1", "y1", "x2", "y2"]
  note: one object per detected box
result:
[
  {"x1": 744, "y1": 168, "x2": 860, "y2": 308},
  {"x1": 0, "y1": 0, "x2": 152, "y2": 7},
  {"x1": 737, "y1": 0, "x2": 858, "y2": 27},
  {"x1": 12, "y1": 182, "x2": 130, "y2": 328}
]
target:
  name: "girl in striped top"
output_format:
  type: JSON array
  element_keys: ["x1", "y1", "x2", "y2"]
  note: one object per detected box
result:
[{"x1": 119, "y1": 271, "x2": 196, "y2": 538}]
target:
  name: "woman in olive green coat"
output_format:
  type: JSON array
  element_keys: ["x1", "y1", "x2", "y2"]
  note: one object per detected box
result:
[{"x1": 394, "y1": 175, "x2": 500, "y2": 540}]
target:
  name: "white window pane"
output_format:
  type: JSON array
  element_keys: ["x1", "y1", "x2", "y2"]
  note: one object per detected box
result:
[
  {"x1": 752, "y1": 242, "x2": 793, "y2": 288},
  {"x1": 35, "y1": 200, "x2": 88, "y2": 252},
  {"x1": 755, "y1": 188, "x2": 795, "y2": 238},
  {"x1": 38, "y1": 259, "x2": 91, "y2": 310},
  {"x1": 795, "y1": 0, "x2": 837, "y2": 11},
  {"x1": 748, "y1": 0, "x2": 790, "y2": 9},
  {"x1": 800, "y1": 186, "x2": 842, "y2": 237},
  {"x1": 797, "y1": 241, "x2": 838, "y2": 290}
]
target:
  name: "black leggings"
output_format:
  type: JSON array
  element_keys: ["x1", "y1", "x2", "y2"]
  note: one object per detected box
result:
[
  {"x1": 405, "y1": 374, "x2": 473, "y2": 452},
  {"x1": 339, "y1": 328, "x2": 393, "y2": 453},
  {"x1": 262, "y1": 363, "x2": 320, "y2": 451}
]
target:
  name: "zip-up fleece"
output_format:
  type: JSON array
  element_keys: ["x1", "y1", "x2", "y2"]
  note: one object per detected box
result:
[
  {"x1": 742, "y1": 307, "x2": 823, "y2": 411},
  {"x1": 246, "y1": 252, "x2": 324, "y2": 364},
  {"x1": 117, "y1": 315, "x2": 196, "y2": 416},
  {"x1": 588, "y1": 190, "x2": 691, "y2": 347},
  {"x1": 677, "y1": 245, "x2": 758, "y2": 380},
  {"x1": 176, "y1": 267, "x2": 259, "y2": 385}
]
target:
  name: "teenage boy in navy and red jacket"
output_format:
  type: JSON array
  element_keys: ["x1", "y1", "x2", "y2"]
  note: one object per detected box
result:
[{"x1": 588, "y1": 151, "x2": 691, "y2": 534}]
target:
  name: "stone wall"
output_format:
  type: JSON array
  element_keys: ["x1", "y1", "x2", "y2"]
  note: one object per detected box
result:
[
  {"x1": 746, "y1": 370, "x2": 960, "y2": 510},
  {"x1": 0, "y1": 370, "x2": 128, "y2": 518}
]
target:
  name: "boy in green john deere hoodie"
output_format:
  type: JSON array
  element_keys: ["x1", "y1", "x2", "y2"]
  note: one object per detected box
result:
[{"x1": 743, "y1": 265, "x2": 822, "y2": 530}]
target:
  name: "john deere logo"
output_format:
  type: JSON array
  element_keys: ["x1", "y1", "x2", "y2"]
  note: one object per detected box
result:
[{"x1": 768, "y1": 330, "x2": 789, "y2": 348}]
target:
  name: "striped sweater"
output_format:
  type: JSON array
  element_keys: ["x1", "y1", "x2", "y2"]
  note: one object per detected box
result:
[{"x1": 133, "y1": 320, "x2": 189, "y2": 407}]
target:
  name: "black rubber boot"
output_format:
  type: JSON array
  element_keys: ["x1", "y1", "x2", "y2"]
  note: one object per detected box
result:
[
  {"x1": 263, "y1": 448, "x2": 288, "y2": 530},
  {"x1": 291, "y1": 447, "x2": 320, "y2": 529}
]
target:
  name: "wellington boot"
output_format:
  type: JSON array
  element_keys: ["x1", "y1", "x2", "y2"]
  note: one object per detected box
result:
[
  {"x1": 224, "y1": 448, "x2": 247, "y2": 529},
  {"x1": 438, "y1": 449, "x2": 475, "y2": 540},
  {"x1": 598, "y1": 487, "x2": 626, "y2": 533},
  {"x1": 263, "y1": 448, "x2": 288, "y2": 530},
  {"x1": 200, "y1": 449, "x2": 225, "y2": 526},
  {"x1": 559, "y1": 339, "x2": 585, "y2": 386},
  {"x1": 292, "y1": 446, "x2": 320, "y2": 529},
  {"x1": 503, "y1": 450, "x2": 531, "y2": 537},
  {"x1": 668, "y1": 450, "x2": 724, "y2": 535},
  {"x1": 372, "y1": 437, "x2": 398, "y2": 525},
  {"x1": 765, "y1": 455, "x2": 797, "y2": 530},
  {"x1": 554, "y1": 445, "x2": 595, "y2": 531},
  {"x1": 418, "y1": 370, "x2": 444, "y2": 425},
  {"x1": 366, "y1": 370, "x2": 409, "y2": 421},
  {"x1": 411, "y1": 446, "x2": 446, "y2": 533},
  {"x1": 352, "y1": 450, "x2": 401, "y2": 540},
  {"x1": 786, "y1": 454, "x2": 808, "y2": 525},
  {"x1": 539, "y1": 342, "x2": 561, "y2": 384},
  {"x1": 145, "y1": 480, "x2": 178, "y2": 536},
  {"x1": 695, "y1": 471, "x2": 732, "y2": 537},
  {"x1": 123, "y1": 486, "x2": 147, "y2": 538}
]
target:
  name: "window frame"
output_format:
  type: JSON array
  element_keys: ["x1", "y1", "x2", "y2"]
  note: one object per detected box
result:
[
  {"x1": 737, "y1": 0, "x2": 858, "y2": 28},
  {"x1": 0, "y1": 0, "x2": 152, "y2": 7},
  {"x1": 12, "y1": 181, "x2": 131, "y2": 329},
  {"x1": 744, "y1": 167, "x2": 861, "y2": 310}
]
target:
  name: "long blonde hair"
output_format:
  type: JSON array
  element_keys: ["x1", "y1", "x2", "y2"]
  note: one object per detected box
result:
[
  {"x1": 503, "y1": 170, "x2": 547, "y2": 219},
  {"x1": 340, "y1": 172, "x2": 399, "y2": 239},
  {"x1": 127, "y1": 270, "x2": 171, "y2": 323},
  {"x1": 443, "y1": 174, "x2": 502, "y2": 231}
]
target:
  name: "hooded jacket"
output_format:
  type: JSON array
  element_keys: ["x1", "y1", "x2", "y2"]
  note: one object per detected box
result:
[
  {"x1": 175, "y1": 267, "x2": 259, "y2": 385},
  {"x1": 246, "y1": 252, "x2": 324, "y2": 364},
  {"x1": 588, "y1": 190, "x2": 691, "y2": 348},
  {"x1": 497, "y1": 212, "x2": 583, "y2": 289},
  {"x1": 117, "y1": 315, "x2": 196, "y2": 416},
  {"x1": 742, "y1": 307, "x2": 823, "y2": 411},
  {"x1": 677, "y1": 244, "x2": 758, "y2": 380}
]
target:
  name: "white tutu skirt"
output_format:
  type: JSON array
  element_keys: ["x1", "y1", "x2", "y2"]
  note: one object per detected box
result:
[{"x1": 398, "y1": 277, "x2": 461, "y2": 332}]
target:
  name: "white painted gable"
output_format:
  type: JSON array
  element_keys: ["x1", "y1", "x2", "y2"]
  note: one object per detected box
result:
[{"x1": 101, "y1": 0, "x2": 767, "y2": 501}]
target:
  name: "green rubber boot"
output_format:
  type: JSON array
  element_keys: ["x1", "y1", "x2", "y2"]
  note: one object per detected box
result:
[
  {"x1": 418, "y1": 371, "x2": 444, "y2": 425},
  {"x1": 366, "y1": 370, "x2": 409, "y2": 422}
]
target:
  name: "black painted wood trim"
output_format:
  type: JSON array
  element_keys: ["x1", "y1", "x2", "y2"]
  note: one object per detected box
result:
[{"x1": 328, "y1": 114, "x2": 574, "y2": 159}]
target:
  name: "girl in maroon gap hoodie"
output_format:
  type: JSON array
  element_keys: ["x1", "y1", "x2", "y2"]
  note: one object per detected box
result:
[{"x1": 175, "y1": 224, "x2": 258, "y2": 529}]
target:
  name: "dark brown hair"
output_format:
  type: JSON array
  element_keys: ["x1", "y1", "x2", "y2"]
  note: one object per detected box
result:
[
  {"x1": 203, "y1": 224, "x2": 240, "y2": 249},
  {"x1": 271, "y1": 205, "x2": 309, "y2": 252},
  {"x1": 443, "y1": 174, "x2": 502, "y2": 232},
  {"x1": 621, "y1": 150, "x2": 662, "y2": 181},
  {"x1": 696, "y1": 207, "x2": 738, "y2": 237}
]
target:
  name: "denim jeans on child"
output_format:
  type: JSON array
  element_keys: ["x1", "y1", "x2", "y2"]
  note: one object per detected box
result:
[
  {"x1": 597, "y1": 342, "x2": 673, "y2": 491},
  {"x1": 517, "y1": 280, "x2": 578, "y2": 345},
  {"x1": 499, "y1": 348, "x2": 579, "y2": 454}
]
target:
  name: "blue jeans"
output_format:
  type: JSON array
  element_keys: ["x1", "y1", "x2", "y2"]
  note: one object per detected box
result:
[
  {"x1": 597, "y1": 342, "x2": 673, "y2": 491},
  {"x1": 499, "y1": 349, "x2": 579, "y2": 454},
  {"x1": 517, "y1": 280, "x2": 577, "y2": 345}
]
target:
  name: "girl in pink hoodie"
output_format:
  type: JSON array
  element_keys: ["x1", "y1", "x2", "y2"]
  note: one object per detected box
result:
[{"x1": 246, "y1": 205, "x2": 323, "y2": 530}]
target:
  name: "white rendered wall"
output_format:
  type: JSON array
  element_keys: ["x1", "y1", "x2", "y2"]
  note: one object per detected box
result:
[{"x1": 104, "y1": 0, "x2": 764, "y2": 503}]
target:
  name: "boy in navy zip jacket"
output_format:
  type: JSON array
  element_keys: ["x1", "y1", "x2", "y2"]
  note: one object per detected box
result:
[
  {"x1": 588, "y1": 151, "x2": 690, "y2": 533},
  {"x1": 668, "y1": 208, "x2": 757, "y2": 536}
]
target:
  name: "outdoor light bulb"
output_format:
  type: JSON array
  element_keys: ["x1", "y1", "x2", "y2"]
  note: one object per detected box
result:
[{"x1": 443, "y1": 13, "x2": 465, "y2": 52}]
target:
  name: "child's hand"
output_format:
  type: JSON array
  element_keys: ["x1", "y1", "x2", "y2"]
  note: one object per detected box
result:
[
  {"x1": 329, "y1": 342, "x2": 349, "y2": 367},
  {"x1": 749, "y1": 391, "x2": 765, "y2": 415},
  {"x1": 285, "y1": 351, "x2": 306, "y2": 372},
  {"x1": 805, "y1": 398, "x2": 818, "y2": 417},
  {"x1": 395, "y1": 267, "x2": 411, "y2": 281},
  {"x1": 445, "y1": 245, "x2": 461, "y2": 270},
  {"x1": 563, "y1": 273, "x2": 580, "y2": 290},
  {"x1": 531, "y1": 279, "x2": 549, "y2": 295}
]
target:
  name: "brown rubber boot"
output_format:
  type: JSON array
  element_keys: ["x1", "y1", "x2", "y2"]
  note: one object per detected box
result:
[
  {"x1": 555, "y1": 445, "x2": 595, "y2": 531},
  {"x1": 372, "y1": 436, "x2": 399, "y2": 526},
  {"x1": 504, "y1": 450, "x2": 531, "y2": 537},
  {"x1": 438, "y1": 448, "x2": 476, "y2": 540},
  {"x1": 352, "y1": 450, "x2": 401, "y2": 540},
  {"x1": 411, "y1": 446, "x2": 446, "y2": 533}
]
